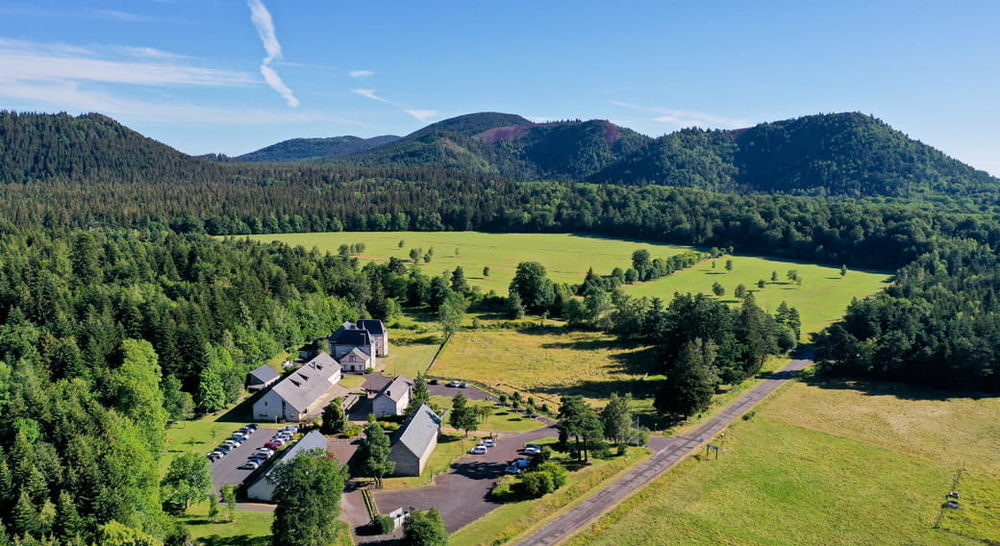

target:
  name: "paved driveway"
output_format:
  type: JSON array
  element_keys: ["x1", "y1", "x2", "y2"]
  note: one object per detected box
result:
[
  {"x1": 210, "y1": 426, "x2": 283, "y2": 493},
  {"x1": 344, "y1": 424, "x2": 559, "y2": 543},
  {"x1": 512, "y1": 356, "x2": 813, "y2": 546}
]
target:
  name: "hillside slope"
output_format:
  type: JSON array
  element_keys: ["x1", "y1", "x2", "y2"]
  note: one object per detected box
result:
[
  {"x1": 236, "y1": 135, "x2": 400, "y2": 162},
  {"x1": 0, "y1": 111, "x2": 206, "y2": 183},
  {"x1": 592, "y1": 112, "x2": 998, "y2": 197}
]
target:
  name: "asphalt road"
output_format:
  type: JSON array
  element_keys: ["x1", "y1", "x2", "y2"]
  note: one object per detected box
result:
[{"x1": 513, "y1": 356, "x2": 813, "y2": 546}]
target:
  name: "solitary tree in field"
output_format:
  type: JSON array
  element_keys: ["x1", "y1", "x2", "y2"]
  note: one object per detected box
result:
[
  {"x1": 734, "y1": 284, "x2": 748, "y2": 299},
  {"x1": 725, "y1": 259, "x2": 733, "y2": 271},
  {"x1": 398, "y1": 240, "x2": 405, "y2": 248},
  {"x1": 449, "y1": 392, "x2": 478, "y2": 436},
  {"x1": 840, "y1": 264, "x2": 848, "y2": 277},
  {"x1": 757, "y1": 279, "x2": 766, "y2": 289},
  {"x1": 438, "y1": 291, "x2": 466, "y2": 336},
  {"x1": 600, "y1": 393, "x2": 633, "y2": 447},
  {"x1": 483, "y1": 266, "x2": 490, "y2": 277},
  {"x1": 712, "y1": 282, "x2": 725, "y2": 297},
  {"x1": 221, "y1": 484, "x2": 237, "y2": 522},
  {"x1": 771, "y1": 271, "x2": 779, "y2": 282}
]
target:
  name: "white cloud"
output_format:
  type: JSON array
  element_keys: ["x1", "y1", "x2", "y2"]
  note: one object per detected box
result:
[
  {"x1": 349, "y1": 70, "x2": 375, "y2": 78},
  {"x1": 0, "y1": 37, "x2": 251, "y2": 88},
  {"x1": 97, "y1": 9, "x2": 157, "y2": 22},
  {"x1": 352, "y1": 88, "x2": 438, "y2": 122},
  {"x1": 247, "y1": 0, "x2": 299, "y2": 107},
  {"x1": 351, "y1": 88, "x2": 394, "y2": 104},
  {"x1": 404, "y1": 109, "x2": 439, "y2": 122},
  {"x1": 610, "y1": 100, "x2": 748, "y2": 129}
]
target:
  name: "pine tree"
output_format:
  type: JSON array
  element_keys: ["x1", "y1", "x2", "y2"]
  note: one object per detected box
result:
[
  {"x1": 12, "y1": 491, "x2": 40, "y2": 538},
  {"x1": 655, "y1": 339, "x2": 720, "y2": 419},
  {"x1": 449, "y1": 393, "x2": 477, "y2": 436},
  {"x1": 450, "y1": 266, "x2": 468, "y2": 293},
  {"x1": 406, "y1": 375, "x2": 431, "y2": 417},
  {"x1": 53, "y1": 491, "x2": 84, "y2": 542},
  {"x1": 359, "y1": 419, "x2": 394, "y2": 487}
]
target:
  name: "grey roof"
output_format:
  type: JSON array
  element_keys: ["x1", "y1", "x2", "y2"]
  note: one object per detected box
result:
[
  {"x1": 248, "y1": 365, "x2": 280, "y2": 384},
  {"x1": 256, "y1": 430, "x2": 328, "y2": 482},
  {"x1": 393, "y1": 404, "x2": 440, "y2": 458},
  {"x1": 377, "y1": 375, "x2": 412, "y2": 403},
  {"x1": 329, "y1": 327, "x2": 370, "y2": 347},
  {"x1": 358, "y1": 319, "x2": 386, "y2": 335},
  {"x1": 270, "y1": 353, "x2": 341, "y2": 412}
]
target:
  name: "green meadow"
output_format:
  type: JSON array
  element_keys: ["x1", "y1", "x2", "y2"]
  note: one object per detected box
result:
[
  {"x1": 243, "y1": 231, "x2": 690, "y2": 294},
  {"x1": 625, "y1": 254, "x2": 891, "y2": 336},
  {"x1": 568, "y1": 379, "x2": 1000, "y2": 545},
  {"x1": 247, "y1": 231, "x2": 890, "y2": 337}
]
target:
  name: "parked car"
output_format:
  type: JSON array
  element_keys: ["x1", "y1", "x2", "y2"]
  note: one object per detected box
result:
[
  {"x1": 428, "y1": 379, "x2": 440, "y2": 385},
  {"x1": 207, "y1": 452, "x2": 222, "y2": 462},
  {"x1": 247, "y1": 423, "x2": 259, "y2": 431},
  {"x1": 264, "y1": 441, "x2": 283, "y2": 450},
  {"x1": 282, "y1": 425, "x2": 299, "y2": 433},
  {"x1": 469, "y1": 445, "x2": 488, "y2": 455},
  {"x1": 512, "y1": 457, "x2": 531, "y2": 469},
  {"x1": 482, "y1": 438, "x2": 496, "y2": 448},
  {"x1": 216, "y1": 445, "x2": 231, "y2": 454},
  {"x1": 459, "y1": 382, "x2": 468, "y2": 388},
  {"x1": 504, "y1": 465, "x2": 523, "y2": 474},
  {"x1": 255, "y1": 448, "x2": 275, "y2": 456},
  {"x1": 239, "y1": 460, "x2": 260, "y2": 470},
  {"x1": 447, "y1": 380, "x2": 461, "y2": 388},
  {"x1": 222, "y1": 440, "x2": 241, "y2": 448},
  {"x1": 523, "y1": 444, "x2": 542, "y2": 455}
]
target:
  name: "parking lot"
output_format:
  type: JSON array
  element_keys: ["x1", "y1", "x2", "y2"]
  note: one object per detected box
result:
[{"x1": 209, "y1": 425, "x2": 284, "y2": 492}]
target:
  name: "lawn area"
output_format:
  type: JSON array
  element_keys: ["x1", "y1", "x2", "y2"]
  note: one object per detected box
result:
[
  {"x1": 567, "y1": 379, "x2": 1000, "y2": 545},
  {"x1": 180, "y1": 504, "x2": 353, "y2": 546},
  {"x1": 626, "y1": 254, "x2": 891, "y2": 337},
  {"x1": 939, "y1": 472, "x2": 1000, "y2": 543},
  {"x1": 245, "y1": 231, "x2": 690, "y2": 294},
  {"x1": 381, "y1": 333, "x2": 442, "y2": 377},
  {"x1": 179, "y1": 503, "x2": 273, "y2": 546},
  {"x1": 429, "y1": 395, "x2": 546, "y2": 434},
  {"x1": 450, "y1": 440, "x2": 650, "y2": 546},
  {"x1": 431, "y1": 328, "x2": 659, "y2": 413}
]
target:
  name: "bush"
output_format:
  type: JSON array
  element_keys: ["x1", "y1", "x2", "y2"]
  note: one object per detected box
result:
[
  {"x1": 535, "y1": 461, "x2": 568, "y2": 489},
  {"x1": 343, "y1": 423, "x2": 362, "y2": 438},
  {"x1": 538, "y1": 445, "x2": 555, "y2": 463},
  {"x1": 373, "y1": 514, "x2": 395, "y2": 535},
  {"x1": 742, "y1": 411, "x2": 756, "y2": 421},
  {"x1": 490, "y1": 475, "x2": 519, "y2": 501},
  {"x1": 522, "y1": 470, "x2": 556, "y2": 498}
]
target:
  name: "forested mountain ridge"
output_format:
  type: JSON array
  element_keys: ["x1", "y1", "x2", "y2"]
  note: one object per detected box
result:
[
  {"x1": 3, "y1": 111, "x2": 996, "y2": 201},
  {"x1": 591, "y1": 112, "x2": 1000, "y2": 198},
  {"x1": 0, "y1": 111, "x2": 209, "y2": 183},
  {"x1": 234, "y1": 135, "x2": 400, "y2": 162}
]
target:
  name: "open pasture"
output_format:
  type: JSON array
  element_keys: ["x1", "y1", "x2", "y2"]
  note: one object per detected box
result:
[{"x1": 567, "y1": 379, "x2": 1000, "y2": 545}]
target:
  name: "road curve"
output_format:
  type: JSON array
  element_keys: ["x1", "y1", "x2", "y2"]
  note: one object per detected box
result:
[{"x1": 513, "y1": 356, "x2": 813, "y2": 546}]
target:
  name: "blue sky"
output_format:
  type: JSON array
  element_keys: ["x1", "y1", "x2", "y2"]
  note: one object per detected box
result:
[{"x1": 1, "y1": 1, "x2": 997, "y2": 174}]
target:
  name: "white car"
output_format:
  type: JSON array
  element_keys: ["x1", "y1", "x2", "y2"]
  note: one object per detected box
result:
[
  {"x1": 469, "y1": 445, "x2": 488, "y2": 455},
  {"x1": 282, "y1": 425, "x2": 299, "y2": 433},
  {"x1": 523, "y1": 445, "x2": 541, "y2": 455},
  {"x1": 482, "y1": 438, "x2": 496, "y2": 448},
  {"x1": 239, "y1": 460, "x2": 260, "y2": 470},
  {"x1": 223, "y1": 439, "x2": 241, "y2": 448}
]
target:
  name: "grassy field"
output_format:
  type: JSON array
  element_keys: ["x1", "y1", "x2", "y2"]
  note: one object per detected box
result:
[
  {"x1": 249, "y1": 232, "x2": 890, "y2": 338},
  {"x1": 245, "y1": 231, "x2": 690, "y2": 294},
  {"x1": 431, "y1": 328, "x2": 659, "y2": 414},
  {"x1": 180, "y1": 503, "x2": 273, "y2": 546},
  {"x1": 626, "y1": 254, "x2": 890, "y2": 336},
  {"x1": 429, "y1": 395, "x2": 547, "y2": 434},
  {"x1": 181, "y1": 504, "x2": 352, "y2": 546},
  {"x1": 567, "y1": 379, "x2": 1000, "y2": 545},
  {"x1": 450, "y1": 439, "x2": 650, "y2": 546}
]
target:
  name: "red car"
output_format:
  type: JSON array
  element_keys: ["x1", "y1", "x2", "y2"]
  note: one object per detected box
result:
[{"x1": 264, "y1": 442, "x2": 281, "y2": 450}]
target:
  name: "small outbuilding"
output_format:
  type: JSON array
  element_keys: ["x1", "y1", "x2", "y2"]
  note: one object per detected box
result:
[
  {"x1": 246, "y1": 365, "x2": 281, "y2": 392},
  {"x1": 388, "y1": 404, "x2": 441, "y2": 477},
  {"x1": 373, "y1": 375, "x2": 412, "y2": 418},
  {"x1": 246, "y1": 430, "x2": 328, "y2": 502}
]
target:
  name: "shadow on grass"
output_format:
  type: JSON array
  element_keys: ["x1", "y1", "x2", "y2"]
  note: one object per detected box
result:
[
  {"x1": 213, "y1": 394, "x2": 260, "y2": 423},
  {"x1": 799, "y1": 374, "x2": 999, "y2": 402},
  {"x1": 196, "y1": 536, "x2": 270, "y2": 546}
]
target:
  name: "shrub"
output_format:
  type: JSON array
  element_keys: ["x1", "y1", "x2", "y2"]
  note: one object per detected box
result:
[
  {"x1": 742, "y1": 411, "x2": 756, "y2": 421},
  {"x1": 490, "y1": 475, "x2": 519, "y2": 501},
  {"x1": 343, "y1": 423, "x2": 363, "y2": 438},
  {"x1": 535, "y1": 461, "x2": 568, "y2": 488},
  {"x1": 538, "y1": 445, "x2": 555, "y2": 463},
  {"x1": 373, "y1": 514, "x2": 395, "y2": 535},
  {"x1": 522, "y1": 470, "x2": 556, "y2": 497}
]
